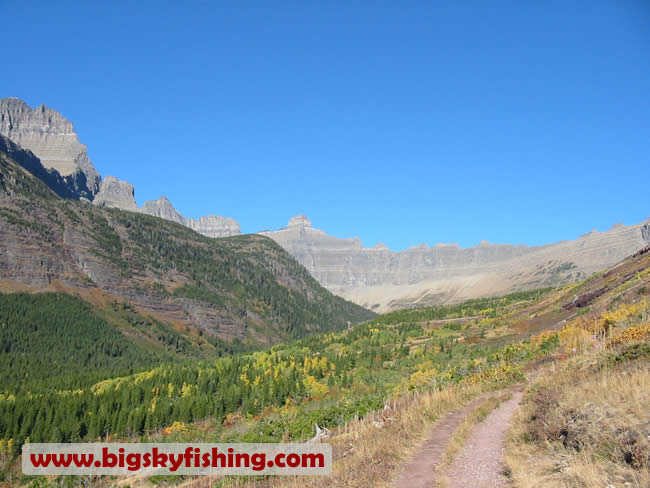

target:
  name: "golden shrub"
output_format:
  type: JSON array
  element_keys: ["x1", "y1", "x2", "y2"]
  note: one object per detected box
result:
[{"x1": 607, "y1": 323, "x2": 650, "y2": 347}]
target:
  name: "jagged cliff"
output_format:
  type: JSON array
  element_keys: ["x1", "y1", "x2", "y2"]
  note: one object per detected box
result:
[
  {"x1": 186, "y1": 215, "x2": 241, "y2": 238},
  {"x1": 0, "y1": 97, "x2": 100, "y2": 198},
  {"x1": 0, "y1": 97, "x2": 241, "y2": 239},
  {"x1": 140, "y1": 197, "x2": 241, "y2": 237},
  {"x1": 141, "y1": 196, "x2": 186, "y2": 224},
  {"x1": 93, "y1": 175, "x2": 138, "y2": 211},
  {"x1": 260, "y1": 215, "x2": 650, "y2": 311}
]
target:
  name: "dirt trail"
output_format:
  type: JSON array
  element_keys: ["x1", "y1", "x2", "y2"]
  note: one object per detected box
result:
[
  {"x1": 446, "y1": 390, "x2": 524, "y2": 488},
  {"x1": 391, "y1": 398, "x2": 485, "y2": 488}
]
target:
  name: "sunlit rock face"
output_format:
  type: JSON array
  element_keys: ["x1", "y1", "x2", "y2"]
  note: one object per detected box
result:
[
  {"x1": 0, "y1": 97, "x2": 100, "y2": 198},
  {"x1": 141, "y1": 196, "x2": 186, "y2": 225},
  {"x1": 0, "y1": 98, "x2": 242, "y2": 238},
  {"x1": 93, "y1": 176, "x2": 138, "y2": 211},
  {"x1": 186, "y1": 215, "x2": 241, "y2": 238},
  {"x1": 261, "y1": 215, "x2": 650, "y2": 312}
]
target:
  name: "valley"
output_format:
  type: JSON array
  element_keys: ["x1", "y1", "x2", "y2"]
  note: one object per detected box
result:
[
  {"x1": 1, "y1": 231, "x2": 648, "y2": 485},
  {"x1": 0, "y1": 99, "x2": 647, "y2": 487}
]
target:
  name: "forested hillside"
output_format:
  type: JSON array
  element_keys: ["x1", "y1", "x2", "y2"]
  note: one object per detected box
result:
[
  {"x1": 0, "y1": 148, "x2": 374, "y2": 351},
  {"x1": 0, "y1": 288, "x2": 558, "y2": 449},
  {"x1": 0, "y1": 243, "x2": 648, "y2": 487}
]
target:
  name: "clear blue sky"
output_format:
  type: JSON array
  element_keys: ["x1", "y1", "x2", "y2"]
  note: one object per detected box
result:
[{"x1": 3, "y1": 0, "x2": 649, "y2": 250}]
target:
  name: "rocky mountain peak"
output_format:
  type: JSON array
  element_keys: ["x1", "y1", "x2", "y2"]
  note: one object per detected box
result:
[
  {"x1": 0, "y1": 97, "x2": 100, "y2": 196},
  {"x1": 186, "y1": 215, "x2": 241, "y2": 238},
  {"x1": 288, "y1": 214, "x2": 312, "y2": 228},
  {"x1": 141, "y1": 196, "x2": 186, "y2": 225},
  {"x1": 0, "y1": 98, "x2": 242, "y2": 239},
  {"x1": 93, "y1": 176, "x2": 137, "y2": 211}
]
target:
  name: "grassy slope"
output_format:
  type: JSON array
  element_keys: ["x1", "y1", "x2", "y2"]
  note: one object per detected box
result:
[
  {"x1": 256, "y1": 247, "x2": 649, "y2": 488},
  {"x1": 507, "y1": 343, "x2": 649, "y2": 488},
  {"x1": 503, "y1": 246, "x2": 650, "y2": 488}
]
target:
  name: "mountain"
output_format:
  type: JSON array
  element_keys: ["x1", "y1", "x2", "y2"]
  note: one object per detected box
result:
[
  {"x1": 141, "y1": 196, "x2": 241, "y2": 237},
  {"x1": 3, "y1": 233, "x2": 647, "y2": 453},
  {"x1": 0, "y1": 97, "x2": 241, "y2": 239},
  {"x1": 4, "y1": 97, "x2": 647, "y2": 315},
  {"x1": 260, "y1": 214, "x2": 650, "y2": 312},
  {"x1": 0, "y1": 97, "x2": 100, "y2": 199},
  {"x1": 0, "y1": 147, "x2": 375, "y2": 349},
  {"x1": 0, "y1": 135, "x2": 92, "y2": 200},
  {"x1": 93, "y1": 175, "x2": 138, "y2": 211}
]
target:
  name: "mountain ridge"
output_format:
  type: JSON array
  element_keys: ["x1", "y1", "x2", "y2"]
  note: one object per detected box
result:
[
  {"x1": 3, "y1": 96, "x2": 647, "y2": 313},
  {"x1": 0, "y1": 97, "x2": 242, "y2": 239},
  {"x1": 260, "y1": 214, "x2": 650, "y2": 311},
  {"x1": 0, "y1": 146, "x2": 375, "y2": 346}
]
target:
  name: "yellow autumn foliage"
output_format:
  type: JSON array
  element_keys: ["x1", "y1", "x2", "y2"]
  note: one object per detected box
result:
[
  {"x1": 303, "y1": 375, "x2": 328, "y2": 398},
  {"x1": 602, "y1": 300, "x2": 645, "y2": 326},
  {"x1": 166, "y1": 421, "x2": 189, "y2": 434},
  {"x1": 607, "y1": 323, "x2": 650, "y2": 347}
]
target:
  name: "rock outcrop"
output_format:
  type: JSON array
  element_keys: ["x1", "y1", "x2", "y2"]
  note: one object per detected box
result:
[
  {"x1": 288, "y1": 214, "x2": 312, "y2": 228},
  {"x1": 140, "y1": 197, "x2": 241, "y2": 236},
  {"x1": 141, "y1": 196, "x2": 186, "y2": 225},
  {"x1": 0, "y1": 98, "x2": 240, "y2": 238},
  {"x1": 261, "y1": 215, "x2": 650, "y2": 312},
  {"x1": 140, "y1": 197, "x2": 241, "y2": 237},
  {"x1": 186, "y1": 215, "x2": 241, "y2": 238},
  {"x1": 0, "y1": 135, "x2": 92, "y2": 200},
  {"x1": 93, "y1": 176, "x2": 138, "y2": 211},
  {"x1": 0, "y1": 97, "x2": 100, "y2": 198}
]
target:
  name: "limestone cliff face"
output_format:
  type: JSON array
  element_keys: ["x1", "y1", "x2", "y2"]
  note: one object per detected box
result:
[
  {"x1": 261, "y1": 215, "x2": 650, "y2": 311},
  {"x1": 0, "y1": 99, "x2": 240, "y2": 238},
  {"x1": 93, "y1": 176, "x2": 138, "y2": 211},
  {"x1": 141, "y1": 196, "x2": 186, "y2": 225},
  {"x1": 0, "y1": 135, "x2": 92, "y2": 200},
  {"x1": 186, "y1": 215, "x2": 241, "y2": 238},
  {"x1": 139, "y1": 196, "x2": 240, "y2": 237},
  {"x1": 0, "y1": 97, "x2": 100, "y2": 198}
]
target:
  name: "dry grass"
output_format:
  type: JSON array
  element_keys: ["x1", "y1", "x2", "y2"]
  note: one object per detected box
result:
[
  {"x1": 434, "y1": 392, "x2": 511, "y2": 487},
  {"x1": 179, "y1": 383, "x2": 489, "y2": 488},
  {"x1": 505, "y1": 343, "x2": 650, "y2": 488}
]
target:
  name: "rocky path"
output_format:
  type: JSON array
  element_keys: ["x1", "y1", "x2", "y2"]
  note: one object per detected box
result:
[
  {"x1": 391, "y1": 398, "x2": 485, "y2": 488},
  {"x1": 445, "y1": 390, "x2": 523, "y2": 488}
]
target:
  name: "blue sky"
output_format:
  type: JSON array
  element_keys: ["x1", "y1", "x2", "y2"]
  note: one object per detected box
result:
[{"x1": 3, "y1": 1, "x2": 649, "y2": 250}]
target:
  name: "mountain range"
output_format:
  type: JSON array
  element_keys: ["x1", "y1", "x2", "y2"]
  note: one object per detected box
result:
[
  {"x1": 0, "y1": 137, "x2": 374, "y2": 348},
  {"x1": 0, "y1": 97, "x2": 242, "y2": 238},
  {"x1": 261, "y1": 214, "x2": 650, "y2": 311},
  {"x1": 2, "y1": 96, "x2": 648, "y2": 314}
]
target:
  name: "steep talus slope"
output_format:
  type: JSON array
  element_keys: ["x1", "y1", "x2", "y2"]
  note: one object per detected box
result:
[
  {"x1": 261, "y1": 215, "x2": 650, "y2": 311},
  {"x1": 0, "y1": 150, "x2": 374, "y2": 346}
]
